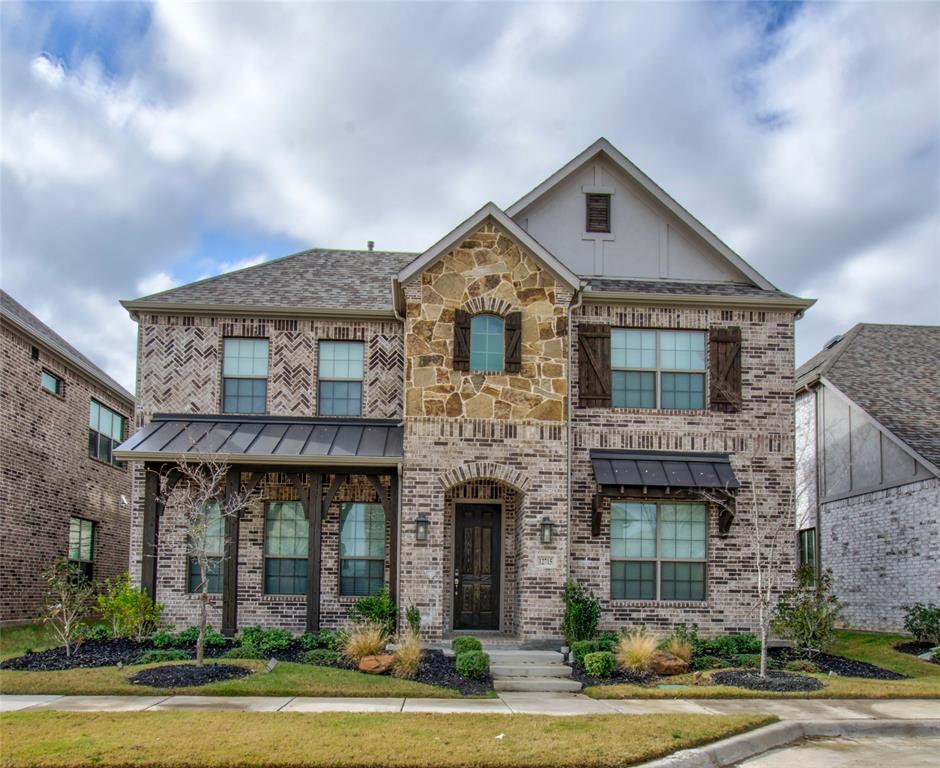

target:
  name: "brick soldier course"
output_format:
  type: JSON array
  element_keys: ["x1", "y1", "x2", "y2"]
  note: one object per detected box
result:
[
  {"x1": 116, "y1": 138, "x2": 814, "y2": 641},
  {"x1": 1, "y1": 291, "x2": 134, "y2": 624}
]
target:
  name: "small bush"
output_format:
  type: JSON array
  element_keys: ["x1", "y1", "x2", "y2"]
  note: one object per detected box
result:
[
  {"x1": 785, "y1": 658, "x2": 819, "y2": 673},
  {"x1": 222, "y1": 644, "x2": 265, "y2": 660},
  {"x1": 138, "y1": 649, "x2": 190, "y2": 664},
  {"x1": 902, "y1": 603, "x2": 940, "y2": 645},
  {"x1": 239, "y1": 626, "x2": 293, "y2": 655},
  {"x1": 298, "y1": 629, "x2": 339, "y2": 652},
  {"x1": 151, "y1": 629, "x2": 177, "y2": 649},
  {"x1": 348, "y1": 587, "x2": 397, "y2": 637},
  {"x1": 393, "y1": 628, "x2": 423, "y2": 679},
  {"x1": 75, "y1": 623, "x2": 112, "y2": 642},
  {"x1": 663, "y1": 637, "x2": 693, "y2": 663},
  {"x1": 176, "y1": 626, "x2": 227, "y2": 647},
  {"x1": 583, "y1": 651, "x2": 617, "y2": 678},
  {"x1": 455, "y1": 650, "x2": 489, "y2": 678},
  {"x1": 41, "y1": 559, "x2": 94, "y2": 658},
  {"x1": 615, "y1": 629, "x2": 657, "y2": 673},
  {"x1": 341, "y1": 622, "x2": 388, "y2": 663},
  {"x1": 96, "y1": 572, "x2": 163, "y2": 641},
  {"x1": 773, "y1": 566, "x2": 842, "y2": 654},
  {"x1": 570, "y1": 637, "x2": 615, "y2": 666},
  {"x1": 731, "y1": 653, "x2": 760, "y2": 670},
  {"x1": 561, "y1": 579, "x2": 600, "y2": 645},
  {"x1": 932, "y1": 648, "x2": 940, "y2": 664},
  {"x1": 405, "y1": 605, "x2": 421, "y2": 637},
  {"x1": 690, "y1": 654, "x2": 726, "y2": 671},
  {"x1": 304, "y1": 648, "x2": 340, "y2": 664},
  {"x1": 451, "y1": 636, "x2": 483, "y2": 656}
]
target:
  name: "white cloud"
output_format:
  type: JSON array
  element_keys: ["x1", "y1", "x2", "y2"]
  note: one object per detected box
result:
[
  {"x1": 196, "y1": 253, "x2": 269, "y2": 282},
  {"x1": 136, "y1": 271, "x2": 178, "y2": 297}
]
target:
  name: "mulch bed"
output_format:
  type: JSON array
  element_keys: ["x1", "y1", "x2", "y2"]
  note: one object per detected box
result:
[
  {"x1": 895, "y1": 641, "x2": 936, "y2": 657},
  {"x1": 767, "y1": 648, "x2": 907, "y2": 680},
  {"x1": 570, "y1": 663, "x2": 655, "y2": 688},
  {"x1": 711, "y1": 669, "x2": 824, "y2": 692},
  {"x1": 412, "y1": 650, "x2": 494, "y2": 696},
  {"x1": 128, "y1": 663, "x2": 252, "y2": 688},
  {"x1": 0, "y1": 639, "x2": 160, "y2": 671}
]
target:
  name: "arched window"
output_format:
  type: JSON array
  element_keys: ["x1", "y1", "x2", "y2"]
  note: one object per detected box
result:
[{"x1": 470, "y1": 314, "x2": 505, "y2": 372}]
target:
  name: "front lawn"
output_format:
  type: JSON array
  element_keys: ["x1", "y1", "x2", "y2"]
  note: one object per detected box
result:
[
  {"x1": 585, "y1": 629, "x2": 940, "y2": 699},
  {"x1": 0, "y1": 711, "x2": 772, "y2": 768},
  {"x1": 0, "y1": 624, "x2": 58, "y2": 662}
]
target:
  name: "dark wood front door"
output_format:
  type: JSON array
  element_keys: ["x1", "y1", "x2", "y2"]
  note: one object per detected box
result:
[{"x1": 454, "y1": 504, "x2": 501, "y2": 630}]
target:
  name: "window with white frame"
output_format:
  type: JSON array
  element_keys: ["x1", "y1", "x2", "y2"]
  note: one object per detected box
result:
[
  {"x1": 222, "y1": 338, "x2": 269, "y2": 414},
  {"x1": 318, "y1": 341, "x2": 363, "y2": 416},
  {"x1": 611, "y1": 329, "x2": 706, "y2": 410},
  {"x1": 611, "y1": 501, "x2": 707, "y2": 601},
  {"x1": 264, "y1": 501, "x2": 308, "y2": 595}
]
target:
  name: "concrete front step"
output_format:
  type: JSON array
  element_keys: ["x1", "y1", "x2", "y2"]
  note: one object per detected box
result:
[
  {"x1": 491, "y1": 663, "x2": 572, "y2": 678},
  {"x1": 493, "y1": 677, "x2": 583, "y2": 693},
  {"x1": 473, "y1": 650, "x2": 565, "y2": 664}
]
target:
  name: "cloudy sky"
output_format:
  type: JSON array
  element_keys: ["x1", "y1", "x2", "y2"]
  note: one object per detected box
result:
[{"x1": 2, "y1": 1, "x2": 937, "y2": 392}]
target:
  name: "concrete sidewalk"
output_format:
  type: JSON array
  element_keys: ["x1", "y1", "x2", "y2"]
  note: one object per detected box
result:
[{"x1": 2, "y1": 693, "x2": 939, "y2": 718}]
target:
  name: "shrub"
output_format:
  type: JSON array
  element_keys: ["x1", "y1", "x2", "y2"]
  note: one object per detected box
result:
[
  {"x1": 773, "y1": 566, "x2": 842, "y2": 654},
  {"x1": 932, "y1": 648, "x2": 940, "y2": 664},
  {"x1": 348, "y1": 587, "x2": 397, "y2": 636},
  {"x1": 731, "y1": 653, "x2": 760, "y2": 670},
  {"x1": 451, "y1": 636, "x2": 483, "y2": 656},
  {"x1": 561, "y1": 579, "x2": 600, "y2": 645},
  {"x1": 405, "y1": 605, "x2": 421, "y2": 637},
  {"x1": 689, "y1": 654, "x2": 726, "y2": 671},
  {"x1": 615, "y1": 629, "x2": 657, "y2": 673},
  {"x1": 902, "y1": 603, "x2": 940, "y2": 645},
  {"x1": 299, "y1": 629, "x2": 339, "y2": 652},
  {"x1": 239, "y1": 626, "x2": 293, "y2": 655},
  {"x1": 663, "y1": 637, "x2": 693, "y2": 663},
  {"x1": 304, "y1": 648, "x2": 341, "y2": 664},
  {"x1": 341, "y1": 622, "x2": 388, "y2": 663},
  {"x1": 785, "y1": 659, "x2": 819, "y2": 673},
  {"x1": 96, "y1": 572, "x2": 163, "y2": 641},
  {"x1": 176, "y1": 626, "x2": 227, "y2": 647},
  {"x1": 75, "y1": 623, "x2": 112, "y2": 642},
  {"x1": 151, "y1": 629, "x2": 177, "y2": 649},
  {"x1": 455, "y1": 650, "x2": 490, "y2": 678},
  {"x1": 137, "y1": 649, "x2": 190, "y2": 664},
  {"x1": 393, "y1": 628, "x2": 423, "y2": 679},
  {"x1": 570, "y1": 637, "x2": 616, "y2": 666},
  {"x1": 583, "y1": 651, "x2": 617, "y2": 678},
  {"x1": 41, "y1": 559, "x2": 94, "y2": 658}
]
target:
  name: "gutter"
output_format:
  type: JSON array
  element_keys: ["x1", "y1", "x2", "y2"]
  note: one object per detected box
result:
[{"x1": 582, "y1": 290, "x2": 816, "y2": 315}]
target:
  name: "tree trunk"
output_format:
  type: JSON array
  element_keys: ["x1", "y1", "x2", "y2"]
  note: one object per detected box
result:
[
  {"x1": 197, "y1": 557, "x2": 208, "y2": 668},
  {"x1": 759, "y1": 601, "x2": 769, "y2": 678}
]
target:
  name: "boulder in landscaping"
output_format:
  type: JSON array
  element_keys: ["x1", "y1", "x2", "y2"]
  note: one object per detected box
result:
[
  {"x1": 649, "y1": 650, "x2": 688, "y2": 676},
  {"x1": 359, "y1": 654, "x2": 395, "y2": 674}
]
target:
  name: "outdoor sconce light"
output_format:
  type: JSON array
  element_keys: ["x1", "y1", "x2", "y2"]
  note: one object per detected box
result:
[
  {"x1": 540, "y1": 516, "x2": 555, "y2": 545},
  {"x1": 415, "y1": 515, "x2": 430, "y2": 541}
]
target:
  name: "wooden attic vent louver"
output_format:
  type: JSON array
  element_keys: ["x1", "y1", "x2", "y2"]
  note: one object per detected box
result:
[{"x1": 585, "y1": 193, "x2": 611, "y2": 233}]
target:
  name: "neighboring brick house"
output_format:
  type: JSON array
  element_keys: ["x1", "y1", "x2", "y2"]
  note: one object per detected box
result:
[
  {"x1": 116, "y1": 138, "x2": 813, "y2": 640},
  {"x1": 795, "y1": 324, "x2": 940, "y2": 632},
  {"x1": 0, "y1": 290, "x2": 135, "y2": 624}
]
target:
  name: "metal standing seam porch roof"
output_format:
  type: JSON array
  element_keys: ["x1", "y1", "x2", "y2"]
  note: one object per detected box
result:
[
  {"x1": 590, "y1": 449, "x2": 740, "y2": 490},
  {"x1": 114, "y1": 415, "x2": 404, "y2": 466}
]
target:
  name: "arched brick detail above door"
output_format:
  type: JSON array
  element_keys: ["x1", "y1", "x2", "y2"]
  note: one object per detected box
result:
[{"x1": 439, "y1": 462, "x2": 530, "y2": 495}]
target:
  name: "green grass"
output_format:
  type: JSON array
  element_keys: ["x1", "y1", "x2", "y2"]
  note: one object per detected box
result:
[
  {"x1": 586, "y1": 629, "x2": 940, "y2": 700},
  {"x1": 0, "y1": 711, "x2": 772, "y2": 767},
  {"x1": 0, "y1": 624, "x2": 58, "y2": 662}
]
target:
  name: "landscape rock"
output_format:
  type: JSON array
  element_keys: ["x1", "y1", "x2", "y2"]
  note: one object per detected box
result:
[
  {"x1": 359, "y1": 654, "x2": 396, "y2": 675},
  {"x1": 649, "y1": 650, "x2": 688, "y2": 676}
]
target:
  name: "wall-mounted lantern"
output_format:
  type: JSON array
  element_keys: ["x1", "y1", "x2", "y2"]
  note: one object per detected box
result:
[
  {"x1": 540, "y1": 516, "x2": 555, "y2": 545},
  {"x1": 415, "y1": 514, "x2": 430, "y2": 541}
]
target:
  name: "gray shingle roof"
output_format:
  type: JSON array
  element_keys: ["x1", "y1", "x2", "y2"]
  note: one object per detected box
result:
[
  {"x1": 797, "y1": 324, "x2": 940, "y2": 468},
  {"x1": 586, "y1": 278, "x2": 796, "y2": 299},
  {"x1": 0, "y1": 290, "x2": 134, "y2": 403},
  {"x1": 129, "y1": 249, "x2": 418, "y2": 311}
]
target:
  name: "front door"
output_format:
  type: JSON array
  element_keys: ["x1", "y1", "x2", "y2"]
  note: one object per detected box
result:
[{"x1": 454, "y1": 504, "x2": 501, "y2": 630}]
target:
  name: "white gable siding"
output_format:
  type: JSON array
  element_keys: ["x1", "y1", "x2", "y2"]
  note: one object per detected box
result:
[{"x1": 513, "y1": 157, "x2": 748, "y2": 282}]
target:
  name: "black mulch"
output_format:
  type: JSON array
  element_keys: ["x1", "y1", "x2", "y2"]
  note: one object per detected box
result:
[
  {"x1": 129, "y1": 663, "x2": 251, "y2": 688},
  {"x1": 711, "y1": 670, "x2": 824, "y2": 692},
  {"x1": 895, "y1": 641, "x2": 937, "y2": 658},
  {"x1": 768, "y1": 648, "x2": 907, "y2": 680},
  {"x1": 571, "y1": 663, "x2": 655, "y2": 688},
  {"x1": 0, "y1": 639, "x2": 158, "y2": 671},
  {"x1": 412, "y1": 650, "x2": 494, "y2": 696}
]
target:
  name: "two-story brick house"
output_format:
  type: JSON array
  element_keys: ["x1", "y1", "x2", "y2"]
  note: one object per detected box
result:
[
  {"x1": 116, "y1": 139, "x2": 813, "y2": 641},
  {"x1": 1, "y1": 290, "x2": 135, "y2": 624}
]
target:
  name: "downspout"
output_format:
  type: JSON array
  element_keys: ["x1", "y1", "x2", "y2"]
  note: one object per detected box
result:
[{"x1": 566, "y1": 284, "x2": 585, "y2": 584}]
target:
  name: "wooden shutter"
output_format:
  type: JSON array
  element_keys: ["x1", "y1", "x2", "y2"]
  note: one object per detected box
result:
[
  {"x1": 504, "y1": 312, "x2": 522, "y2": 373},
  {"x1": 709, "y1": 326, "x2": 742, "y2": 412},
  {"x1": 585, "y1": 194, "x2": 611, "y2": 233},
  {"x1": 578, "y1": 323, "x2": 611, "y2": 407},
  {"x1": 453, "y1": 309, "x2": 471, "y2": 371}
]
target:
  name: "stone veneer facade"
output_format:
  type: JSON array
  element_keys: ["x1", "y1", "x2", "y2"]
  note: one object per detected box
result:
[{"x1": 1, "y1": 317, "x2": 133, "y2": 623}]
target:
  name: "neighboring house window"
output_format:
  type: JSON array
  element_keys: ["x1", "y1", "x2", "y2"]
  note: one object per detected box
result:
[
  {"x1": 611, "y1": 501, "x2": 707, "y2": 601},
  {"x1": 339, "y1": 502, "x2": 385, "y2": 596},
  {"x1": 68, "y1": 517, "x2": 94, "y2": 582},
  {"x1": 798, "y1": 528, "x2": 816, "y2": 573},
  {"x1": 187, "y1": 502, "x2": 224, "y2": 594},
  {"x1": 318, "y1": 341, "x2": 363, "y2": 416},
  {"x1": 470, "y1": 314, "x2": 505, "y2": 372},
  {"x1": 222, "y1": 338, "x2": 269, "y2": 414},
  {"x1": 264, "y1": 501, "x2": 308, "y2": 595},
  {"x1": 41, "y1": 371, "x2": 62, "y2": 395},
  {"x1": 611, "y1": 329, "x2": 706, "y2": 410},
  {"x1": 88, "y1": 400, "x2": 125, "y2": 467},
  {"x1": 586, "y1": 193, "x2": 611, "y2": 233}
]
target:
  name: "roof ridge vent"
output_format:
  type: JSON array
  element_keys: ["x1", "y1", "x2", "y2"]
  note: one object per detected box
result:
[{"x1": 823, "y1": 334, "x2": 843, "y2": 350}]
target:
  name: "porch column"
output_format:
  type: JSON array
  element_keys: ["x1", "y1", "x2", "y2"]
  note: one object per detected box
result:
[
  {"x1": 141, "y1": 465, "x2": 159, "y2": 600},
  {"x1": 306, "y1": 473, "x2": 323, "y2": 632},
  {"x1": 222, "y1": 469, "x2": 240, "y2": 637}
]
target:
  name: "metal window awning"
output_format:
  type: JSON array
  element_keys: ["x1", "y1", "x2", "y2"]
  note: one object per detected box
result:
[{"x1": 114, "y1": 414, "x2": 403, "y2": 467}]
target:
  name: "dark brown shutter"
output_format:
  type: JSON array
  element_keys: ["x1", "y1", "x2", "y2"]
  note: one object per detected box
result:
[
  {"x1": 578, "y1": 323, "x2": 611, "y2": 407},
  {"x1": 585, "y1": 194, "x2": 611, "y2": 233},
  {"x1": 709, "y1": 326, "x2": 742, "y2": 412},
  {"x1": 453, "y1": 309, "x2": 471, "y2": 371},
  {"x1": 504, "y1": 311, "x2": 522, "y2": 373}
]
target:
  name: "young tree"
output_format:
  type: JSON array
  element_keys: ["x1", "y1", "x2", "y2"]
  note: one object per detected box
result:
[
  {"x1": 156, "y1": 456, "x2": 256, "y2": 666},
  {"x1": 42, "y1": 558, "x2": 94, "y2": 658}
]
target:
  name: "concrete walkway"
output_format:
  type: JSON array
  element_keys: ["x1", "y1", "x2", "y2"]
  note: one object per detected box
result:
[{"x1": 2, "y1": 693, "x2": 939, "y2": 718}]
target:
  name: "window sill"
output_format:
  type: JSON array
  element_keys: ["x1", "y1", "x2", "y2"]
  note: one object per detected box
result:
[
  {"x1": 88, "y1": 455, "x2": 127, "y2": 472},
  {"x1": 610, "y1": 600, "x2": 709, "y2": 609},
  {"x1": 185, "y1": 592, "x2": 222, "y2": 601},
  {"x1": 581, "y1": 407, "x2": 711, "y2": 416},
  {"x1": 261, "y1": 594, "x2": 306, "y2": 603},
  {"x1": 41, "y1": 388, "x2": 66, "y2": 400}
]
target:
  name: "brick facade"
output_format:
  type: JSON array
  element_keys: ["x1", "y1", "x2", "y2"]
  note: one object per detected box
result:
[{"x1": 1, "y1": 319, "x2": 133, "y2": 623}]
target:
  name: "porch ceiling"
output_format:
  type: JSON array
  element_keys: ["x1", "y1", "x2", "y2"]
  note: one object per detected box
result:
[
  {"x1": 590, "y1": 449, "x2": 739, "y2": 491},
  {"x1": 114, "y1": 414, "x2": 403, "y2": 466}
]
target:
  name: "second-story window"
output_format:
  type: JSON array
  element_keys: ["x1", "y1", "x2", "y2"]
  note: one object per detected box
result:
[
  {"x1": 222, "y1": 338, "x2": 269, "y2": 414},
  {"x1": 41, "y1": 370, "x2": 63, "y2": 395},
  {"x1": 611, "y1": 329, "x2": 706, "y2": 410},
  {"x1": 89, "y1": 400, "x2": 125, "y2": 467},
  {"x1": 318, "y1": 341, "x2": 363, "y2": 416},
  {"x1": 470, "y1": 314, "x2": 505, "y2": 372}
]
